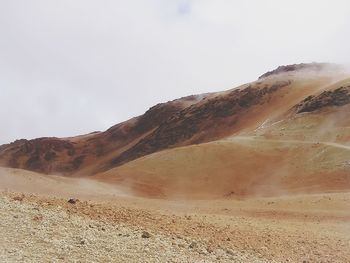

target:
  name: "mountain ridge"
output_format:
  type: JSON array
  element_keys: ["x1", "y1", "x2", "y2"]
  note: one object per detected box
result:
[{"x1": 1, "y1": 62, "x2": 350, "y2": 194}]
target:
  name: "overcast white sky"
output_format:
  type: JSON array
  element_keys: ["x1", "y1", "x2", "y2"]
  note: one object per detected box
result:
[{"x1": 1, "y1": 0, "x2": 349, "y2": 144}]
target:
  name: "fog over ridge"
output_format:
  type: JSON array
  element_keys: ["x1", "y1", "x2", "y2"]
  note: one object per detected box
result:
[{"x1": 1, "y1": 0, "x2": 350, "y2": 144}]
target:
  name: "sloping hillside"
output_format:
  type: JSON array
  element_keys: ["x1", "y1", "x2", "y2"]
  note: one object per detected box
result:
[
  {"x1": 95, "y1": 67, "x2": 350, "y2": 198},
  {"x1": 1, "y1": 63, "x2": 350, "y2": 199},
  {"x1": 0, "y1": 95, "x2": 203, "y2": 175}
]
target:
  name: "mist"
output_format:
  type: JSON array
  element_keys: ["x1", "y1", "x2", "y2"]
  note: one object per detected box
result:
[{"x1": 1, "y1": 0, "x2": 350, "y2": 144}]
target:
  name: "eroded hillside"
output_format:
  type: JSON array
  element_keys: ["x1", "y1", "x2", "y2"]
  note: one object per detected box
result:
[{"x1": 1, "y1": 63, "x2": 350, "y2": 199}]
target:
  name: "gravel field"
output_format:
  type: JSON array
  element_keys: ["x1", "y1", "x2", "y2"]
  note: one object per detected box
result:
[
  {"x1": 0, "y1": 193, "x2": 272, "y2": 263},
  {"x1": 1, "y1": 191, "x2": 350, "y2": 262}
]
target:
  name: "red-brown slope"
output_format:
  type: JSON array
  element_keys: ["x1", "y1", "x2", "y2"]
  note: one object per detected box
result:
[
  {"x1": 96, "y1": 79, "x2": 350, "y2": 199},
  {"x1": 108, "y1": 66, "x2": 350, "y2": 168},
  {"x1": 0, "y1": 95, "x2": 203, "y2": 175},
  {"x1": 94, "y1": 69, "x2": 350, "y2": 199},
  {"x1": 1, "y1": 63, "x2": 348, "y2": 178},
  {"x1": 109, "y1": 80, "x2": 292, "y2": 167}
]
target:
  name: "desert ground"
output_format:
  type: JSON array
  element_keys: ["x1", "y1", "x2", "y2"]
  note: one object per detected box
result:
[
  {"x1": 1, "y1": 167, "x2": 350, "y2": 263},
  {"x1": 1, "y1": 65, "x2": 350, "y2": 262}
]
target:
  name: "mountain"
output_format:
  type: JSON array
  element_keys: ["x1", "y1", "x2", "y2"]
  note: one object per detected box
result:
[
  {"x1": 0, "y1": 95, "x2": 203, "y2": 176},
  {"x1": 1, "y1": 63, "x2": 350, "y2": 198}
]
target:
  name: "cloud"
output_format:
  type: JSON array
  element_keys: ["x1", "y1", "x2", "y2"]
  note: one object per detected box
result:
[
  {"x1": 0, "y1": 0, "x2": 349, "y2": 144},
  {"x1": 177, "y1": 1, "x2": 191, "y2": 16}
]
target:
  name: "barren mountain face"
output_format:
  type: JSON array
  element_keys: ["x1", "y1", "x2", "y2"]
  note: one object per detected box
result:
[
  {"x1": 2, "y1": 63, "x2": 350, "y2": 263},
  {"x1": 0, "y1": 95, "x2": 203, "y2": 175},
  {"x1": 1, "y1": 63, "x2": 350, "y2": 198}
]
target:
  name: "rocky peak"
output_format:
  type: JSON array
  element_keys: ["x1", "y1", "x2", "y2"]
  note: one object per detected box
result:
[{"x1": 258, "y1": 63, "x2": 331, "y2": 79}]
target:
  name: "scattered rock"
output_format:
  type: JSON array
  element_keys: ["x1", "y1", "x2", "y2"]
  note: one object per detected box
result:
[
  {"x1": 68, "y1": 198, "x2": 79, "y2": 204},
  {"x1": 206, "y1": 247, "x2": 214, "y2": 253},
  {"x1": 0, "y1": 191, "x2": 347, "y2": 263},
  {"x1": 189, "y1": 241, "x2": 198, "y2": 249},
  {"x1": 141, "y1": 231, "x2": 151, "y2": 238},
  {"x1": 13, "y1": 195, "x2": 24, "y2": 202},
  {"x1": 226, "y1": 248, "x2": 235, "y2": 256},
  {"x1": 178, "y1": 243, "x2": 186, "y2": 248},
  {"x1": 32, "y1": 215, "x2": 43, "y2": 221}
]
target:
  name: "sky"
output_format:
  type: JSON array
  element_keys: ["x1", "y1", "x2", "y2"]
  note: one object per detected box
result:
[{"x1": 1, "y1": 0, "x2": 350, "y2": 144}]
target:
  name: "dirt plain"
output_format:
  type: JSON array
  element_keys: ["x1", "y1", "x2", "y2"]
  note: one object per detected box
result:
[{"x1": 1, "y1": 167, "x2": 350, "y2": 262}]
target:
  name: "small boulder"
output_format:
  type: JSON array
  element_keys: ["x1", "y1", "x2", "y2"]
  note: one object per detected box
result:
[
  {"x1": 68, "y1": 198, "x2": 78, "y2": 204},
  {"x1": 189, "y1": 241, "x2": 197, "y2": 249},
  {"x1": 141, "y1": 231, "x2": 151, "y2": 238},
  {"x1": 13, "y1": 195, "x2": 25, "y2": 202}
]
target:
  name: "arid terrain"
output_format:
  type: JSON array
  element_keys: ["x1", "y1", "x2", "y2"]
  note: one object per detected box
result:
[
  {"x1": 1, "y1": 178, "x2": 350, "y2": 262},
  {"x1": 1, "y1": 63, "x2": 350, "y2": 262}
]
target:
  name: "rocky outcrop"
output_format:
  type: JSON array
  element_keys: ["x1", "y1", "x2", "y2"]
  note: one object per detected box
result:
[
  {"x1": 258, "y1": 63, "x2": 330, "y2": 79},
  {"x1": 295, "y1": 86, "x2": 350, "y2": 113},
  {"x1": 0, "y1": 138, "x2": 80, "y2": 174}
]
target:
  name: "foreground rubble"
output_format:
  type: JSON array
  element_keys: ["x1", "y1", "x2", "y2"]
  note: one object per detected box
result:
[{"x1": 1, "y1": 191, "x2": 350, "y2": 262}]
